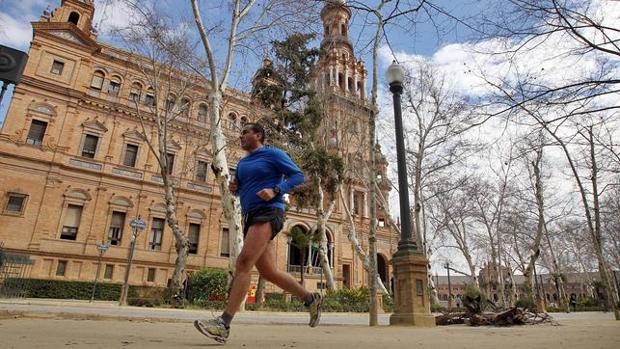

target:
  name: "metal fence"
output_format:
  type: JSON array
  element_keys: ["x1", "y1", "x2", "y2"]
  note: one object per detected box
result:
[{"x1": 0, "y1": 243, "x2": 33, "y2": 298}]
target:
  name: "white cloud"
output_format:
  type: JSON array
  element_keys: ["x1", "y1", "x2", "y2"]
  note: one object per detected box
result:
[
  {"x1": 93, "y1": 0, "x2": 149, "y2": 36},
  {"x1": 0, "y1": 12, "x2": 34, "y2": 49}
]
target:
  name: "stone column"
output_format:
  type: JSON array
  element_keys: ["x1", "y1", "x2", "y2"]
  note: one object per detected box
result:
[{"x1": 389, "y1": 252, "x2": 436, "y2": 327}]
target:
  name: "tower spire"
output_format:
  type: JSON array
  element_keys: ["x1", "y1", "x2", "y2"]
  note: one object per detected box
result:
[{"x1": 313, "y1": 0, "x2": 366, "y2": 100}]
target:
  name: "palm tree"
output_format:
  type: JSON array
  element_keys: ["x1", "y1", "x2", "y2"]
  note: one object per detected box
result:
[{"x1": 287, "y1": 226, "x2": 319, "y2": 285}]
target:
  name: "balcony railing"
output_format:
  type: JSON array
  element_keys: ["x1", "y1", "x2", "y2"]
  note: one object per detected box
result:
[{"x1": 287, "y1": 265, "x2": 324, "y2": 275}]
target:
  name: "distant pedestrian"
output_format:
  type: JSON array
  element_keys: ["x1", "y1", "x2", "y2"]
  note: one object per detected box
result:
[
  {"x1": 569, "y1": 294, "x2": 577, "y2": 312},
  {"x1": 455, "y1": 295, "x2": 462, "y2": 309}
]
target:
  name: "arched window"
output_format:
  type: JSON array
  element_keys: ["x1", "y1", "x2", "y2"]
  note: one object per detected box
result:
[
  {"x1": 227, "y1": 113, "x2": 237, "y2": 130},
  {"x1": 165, "y1": 94, "x2": 177, "y2": 113},
  {"x1": 338, "y1": 73, "x2": 344, "y2": 90},
  {"x1": 107, "y1": 76, "x2": 121, "y2": 96},
  {"x1": 341, "y1": 24, "x2": 347, "y2": 36},
  {"x1": 325, "y1": 26, "x2": 330, "y2": 35},
  {"x1": 240, "y1": 116, "x2": 248, "y2": 128},
  {"x1": 197, "y1": 104, "x2": 208, "y2": 123},
  {"x1": 180, "y1": 98, "x2": 191, "y2": 118},
  {"x1": 128, "y1": 82, "x2": 142, "y2": 103},
  {"x1": 90, "y1": 70, "x2": 105, "y2": 90},
  {"x1": 347, "y1": 77, "x2": 353, "y2": 91},
  {"x1": 308, "y1": 230, "x2": 333, "y2": 269},
  {"x1": 144, "y1": 88, "x2": 155, "y2": 107},
  {"x1": 68, "y1": 12, "x2": 80, "y2": 25}
]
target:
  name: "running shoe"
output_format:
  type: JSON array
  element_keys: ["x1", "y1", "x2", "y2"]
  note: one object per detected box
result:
[
  {"x1": 307, "y1": 292, "x2": 323, "y2": 327},
  {"x1": 194, "y1": 316, "x2": 229, "y2": 344}
]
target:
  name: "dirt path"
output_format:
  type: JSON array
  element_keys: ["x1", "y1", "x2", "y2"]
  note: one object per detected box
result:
[{"x1": 0, "y1": 317, "x2": 618, "y2": 349}]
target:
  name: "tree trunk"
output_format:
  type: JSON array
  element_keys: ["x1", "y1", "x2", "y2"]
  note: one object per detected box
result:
[
  {"x1": 300, "y1": 249, "x2": 306, "y2": 285},
  {"x1": 587, "y1": 127, "x2": 620, "y2": 318},
  {"x1": 255, "y1": 276, "x2": 266, "y2": 307},
  {"x1": 207, "y1": 92, "x2": 244, "y2": 309},
  {"x1": 339, "y1": 188, "x2": 390, "y2": 295},
  {"x1": 522, "y1": 145, "x2": 546, "y2": 301},
  {"x1": 313, "y1": 176, "x2": 337, "y2": 290}
]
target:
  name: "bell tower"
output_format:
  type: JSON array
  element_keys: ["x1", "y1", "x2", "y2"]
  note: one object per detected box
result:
[
  {"x1": 40, "y1": 0, "x2": 96, "y2": 39},
  {"x1": 313, "y1": 0, "x2": 366, "y2": 100}
]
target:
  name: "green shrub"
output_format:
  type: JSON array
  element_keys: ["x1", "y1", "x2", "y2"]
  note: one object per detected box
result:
[
  {"x1": 322, "y1": 287, "x2": 369, "y2": 312},
  {"x1": 431, "y1": 302, "x2": 446, "y2": 313},
  {"x1": 1, "y1": 278, "x2": 163, "y2": 304},
  {"x1": 187, "y1": 268, "x2": 229, "y2": 309},
  {"x1": 383, "y1": 294, "x2": 394, "y2": 313},
  {"x1": 515, "y1": 296, "x2": 535, "y2": 310}
]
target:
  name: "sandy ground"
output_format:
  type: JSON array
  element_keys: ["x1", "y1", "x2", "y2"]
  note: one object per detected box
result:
[{"x1": 0, "y1": 317, "x2": 618, "y2": 349}]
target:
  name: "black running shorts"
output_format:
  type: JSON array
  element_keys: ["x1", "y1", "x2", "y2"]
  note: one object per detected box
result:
[{"x1": 242, "y1": 207, "x2": 285, "y2": 240}]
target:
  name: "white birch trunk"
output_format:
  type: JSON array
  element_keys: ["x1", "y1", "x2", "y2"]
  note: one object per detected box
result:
[
  {"x1": 315, "y1": 176, "x2": 336, "y2": 290},
  {"x1": 339, "y1": 188, "x2": 390, "y2": 295}
]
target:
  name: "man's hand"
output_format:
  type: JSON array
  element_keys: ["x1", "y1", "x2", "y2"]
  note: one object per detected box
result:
[
  {"x1": 256, "y1": 188, "x2": 276, "y2": 201},
  {"x1": 229, "y1": 178, "x2": 238, "y2": 193}
]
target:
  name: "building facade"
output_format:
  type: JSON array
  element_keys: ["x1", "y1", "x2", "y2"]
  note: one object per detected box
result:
[{"x1": 0, "y1": 0, "x2": 398, "y2": 293}]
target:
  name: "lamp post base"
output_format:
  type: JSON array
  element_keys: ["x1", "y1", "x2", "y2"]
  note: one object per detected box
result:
[{"x1": 389, "y1": 250, "x2": 436, "y2": 327}]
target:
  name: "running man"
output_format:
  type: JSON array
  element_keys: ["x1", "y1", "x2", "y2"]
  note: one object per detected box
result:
[{"x1": 194, "y1": 122, "x2": 322, "y2": 344}]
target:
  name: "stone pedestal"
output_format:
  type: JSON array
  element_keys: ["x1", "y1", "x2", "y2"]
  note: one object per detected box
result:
[{"x1": 389, "y1": 251, "x2": 436, "y2": 327}]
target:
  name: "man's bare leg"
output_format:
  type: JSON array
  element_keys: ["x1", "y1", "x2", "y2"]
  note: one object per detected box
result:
[
  {"x1": 224, "y1": 222, "x2": 272, "y2": 316},
  {"x1": 255, "y1": 241, "x2": 308, "y2": 298},
  {"x1": 256, "y1": 240, "x2": 323, "y2": 327}
]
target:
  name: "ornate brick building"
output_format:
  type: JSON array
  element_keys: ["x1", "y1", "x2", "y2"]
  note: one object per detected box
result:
[{"x1": 0, "y1": 0, "x2": 397, "y2": 293}]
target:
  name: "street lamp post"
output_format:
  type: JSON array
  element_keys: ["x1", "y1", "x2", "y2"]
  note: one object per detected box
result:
[
  {"x1": 445, "y1": 262, "x2": 452, "y2": 310},
  {"x1": 119, "y1": 217, "x2": 146, "y2": 306},
  {"x1": 90, "y1": 241, "x2": 109, "y2": 302},
  {"x1": 387, "y1": 61, "x2": 435, "y2": 327}
]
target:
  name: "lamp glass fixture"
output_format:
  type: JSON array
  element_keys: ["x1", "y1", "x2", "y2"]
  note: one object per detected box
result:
[{"x1": 386, "y1": 60, "x2": 405, "y2": 84}]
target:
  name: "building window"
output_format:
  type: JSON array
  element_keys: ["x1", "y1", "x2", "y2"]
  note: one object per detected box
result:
[
  {"x1": 26, "y1": 119, "x2": 48, "y2": 146},
  {"x1": 227, "y1": 113, "x2": 237, "y2": 130},
  {"x1": 147, "y1": 267, "x2": 156, "y2": 282},
  {"x1": 123, "y1": 144, "x2": 138, "y2": 167},
  {"x1": 107, "y1": 211, "x2": 126, "y2": 246},
  {"x1": 378, "y1": 218, "x2": 385, "y2": 227},
  {"x1": 353, "y1": 191, "x2": 363, "y2": 215},
  {"x1": 144, "y1": 90, "x2": 155, "y2": 107},
  {"x1": 165, "y1": 153, "x2": 175, "y2": 175},
  {"x1": 60, "y1": 204, "x2": 83, "y2": 240},
  {"x1": 180, "y1": 98, "x2": 191, "y2": 118},
  {"x1": 104, "y1": 264, "x2": 114, "y2": 280},
  {"x1": 165, "y1": 95, "x2": 176, "y2": 113},
  {"x1": 81, "y1": 134, "x2": 99, "y2": 158},
  {"x1": 4, "y1": 193, "x2": 27, "y2": 214},
  {"x1": 129, "y1": 82, "x2": 142, "y2": 103},
  {"x1": 107, "y1": 77, "x2": 121, "y2": 96},
  {"x1": 240, "y1": 116, "x2": 248, "y2": 128},
  {"x1": 149, "y1": 218, "x2": 165, "y2": 251},
  {"x1": 188, "y1": 223, "x2": 200, "y2": 254},
  {"x1": 51, "y1": 60, "x2": 64, "y2": 75},
  {"x1": 68, "y1": 11, "x2": 80, "y2": 25},
  {"x1": 196, "y1": 160, "x2": 208, "y2": 182},
  {"x1": 220, "y1": 228, "x2": 230, "y2": 257},
  {"x1": 90, "y1": 71, "x2": 105, "y2": 90},
  {"x1": 197, "y1": 104, "x2": 207, "y2": 122},
  {"x1": 56, "y1": 260, "x2": 67, "y2": 276}
]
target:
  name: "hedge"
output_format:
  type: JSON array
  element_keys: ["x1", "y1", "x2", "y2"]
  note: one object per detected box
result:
[{"x1": 1, "y1": 278, "x2": 165, "y2": 305}]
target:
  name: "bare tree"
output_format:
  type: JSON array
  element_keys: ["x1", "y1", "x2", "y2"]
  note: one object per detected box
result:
[
  {"x1": 113, "y1": 5, "x2": 206, "y2": 301},
  {"x1": 189, "y1": 0, "x2": 321, "y2": 302}
]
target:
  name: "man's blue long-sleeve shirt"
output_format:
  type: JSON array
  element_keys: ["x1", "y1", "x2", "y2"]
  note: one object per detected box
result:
[{"x1": 235, "y1": 146, "x2": 304, "y2": 214}]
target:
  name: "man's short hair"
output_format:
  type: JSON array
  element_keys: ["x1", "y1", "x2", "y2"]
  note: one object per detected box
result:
[{"x1": 244, "y1": 122, "x2": 265, "y2": 143}]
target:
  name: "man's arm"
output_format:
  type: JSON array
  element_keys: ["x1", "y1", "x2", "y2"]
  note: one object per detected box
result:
[{"x1": 272, "y1": 148, "x2": 304, "y2": 193}]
